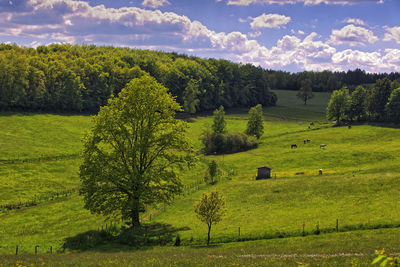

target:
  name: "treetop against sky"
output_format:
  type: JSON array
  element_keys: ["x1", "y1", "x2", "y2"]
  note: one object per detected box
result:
[{"x1": 1, "y1": 0, "x2": 399, "y2": 73}]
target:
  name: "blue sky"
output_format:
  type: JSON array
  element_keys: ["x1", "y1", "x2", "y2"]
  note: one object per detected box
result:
[{"x1": 1, "y1": 0, "x2": 399, "y2": 72}]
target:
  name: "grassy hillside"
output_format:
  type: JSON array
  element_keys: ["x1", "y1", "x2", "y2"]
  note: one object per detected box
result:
[{"x1": 1, "y1": 90, "x2": 400, "y2": 265}]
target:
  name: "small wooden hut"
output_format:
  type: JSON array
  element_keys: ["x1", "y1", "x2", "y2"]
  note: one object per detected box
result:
[{"x1": 256, "y1": 166, "x2": 271, "y2": 180}]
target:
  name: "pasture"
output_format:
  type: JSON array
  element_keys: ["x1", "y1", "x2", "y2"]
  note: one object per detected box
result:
[{"x1": 1, "y1": 90, "x2": 400, "y2": 265}]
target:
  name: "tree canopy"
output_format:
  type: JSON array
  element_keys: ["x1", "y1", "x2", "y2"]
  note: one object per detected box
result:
[
  {"x1": 0, "y1": 43, "x2": 277, "y2": 113},
  {"x1": 79, "y1": 75, "x2": 195, "y2": 227}
]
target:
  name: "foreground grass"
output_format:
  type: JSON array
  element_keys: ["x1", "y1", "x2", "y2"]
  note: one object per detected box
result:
[{"x1": 1, "y1": 228, "x2": 400, "y2": 266}]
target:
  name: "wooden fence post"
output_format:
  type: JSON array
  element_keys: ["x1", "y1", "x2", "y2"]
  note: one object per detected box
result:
[
  {"x1": 15, "y1": 245, "x2": 18, "y2": 255},
  {"x1": 35, "y1": 245, "x2": 39, "y2": 255},
  {"x1": 238, "y1": 227, "x2": 240, "y2": 236}
]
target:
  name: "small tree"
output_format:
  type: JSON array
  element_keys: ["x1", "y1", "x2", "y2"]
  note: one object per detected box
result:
[
  {"x1": 386, "y1": 87, "x2": 400, "y2": 122},
  {"x1": 326, "y1": 87, "x2": 350, "y2": 125},
  {"x1": 205, "y1": 160, "x2": 218, "y2": 185},
  {"x1": 194, "y1": 191, "x2": 226, "y2": 246},
  {"x1": 297, "y1": 78, "x2": 314, "y2": 105},
  {"x1": 245, "y1": 104, "x2": 264, "y2": 139},
  {"x1": 212, "y1": 106, "x2": 226, "y2": 135}
]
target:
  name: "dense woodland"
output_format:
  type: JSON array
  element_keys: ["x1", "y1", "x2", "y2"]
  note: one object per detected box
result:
[
  {"x1": 0, "y1": 43, "x2": 276, "y2": 113},
  {"x1": 268, "y1": 69, "x2": 400, "y2": 92},
  {"x1": 1, "y1": 43, "x2": 399, "y2": 115}
]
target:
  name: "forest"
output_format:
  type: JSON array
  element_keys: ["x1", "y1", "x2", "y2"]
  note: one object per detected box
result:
[
  {"x1": 0, "y1": 43, "x2": 276, "y2": 113},
  {"x1": 1, "y1": 43, "x2": 400, "y2": 115}
]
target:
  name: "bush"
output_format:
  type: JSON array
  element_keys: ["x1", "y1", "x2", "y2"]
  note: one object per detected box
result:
[
  {"x1": 200, "y1": 131, "x2": 258, "y2": 154},
  {"x1": 174, "y1": 234, "x2": 181, "y2": 246}
]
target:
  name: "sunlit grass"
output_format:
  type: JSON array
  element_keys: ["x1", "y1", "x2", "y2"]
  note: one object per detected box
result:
[{"x1": 0, "y1": 98, "x2": 399, "y2": 265}]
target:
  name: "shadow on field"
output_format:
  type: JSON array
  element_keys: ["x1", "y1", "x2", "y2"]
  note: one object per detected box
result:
[{"x1": 64, "y1": 222, "x2": 190, "y2": 252}]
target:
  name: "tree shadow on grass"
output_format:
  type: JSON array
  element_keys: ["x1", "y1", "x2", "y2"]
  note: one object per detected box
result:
[{"x1": 64, "y1": 222, "x2": 191, "y2": 252}]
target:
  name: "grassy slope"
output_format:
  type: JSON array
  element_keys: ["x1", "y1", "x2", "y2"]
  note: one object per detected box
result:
[{"x1": 1, "y1": 90, "x2": 400, "y2": 265}]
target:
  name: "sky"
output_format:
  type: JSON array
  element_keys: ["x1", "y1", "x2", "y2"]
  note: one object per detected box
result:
[{"x1": 1, "y1": 0, "x2": 399, "y2": 73}]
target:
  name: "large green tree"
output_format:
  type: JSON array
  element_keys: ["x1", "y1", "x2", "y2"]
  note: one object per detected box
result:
[
  {"x1": 366, "y1": 78, "x2": 393, "y2": 120},
  {"x1": 79, "y1": 75, "x2": 194, "y2": 228},
  {"x1": 326, "y1": 87, "x2": 350, "y2": 124},
  {"x1": 245, "y1": 104, "x2": 264, "y2": 139},
  {"x1": 348, "y1": 85, "x2": 367, "y2": 121}
]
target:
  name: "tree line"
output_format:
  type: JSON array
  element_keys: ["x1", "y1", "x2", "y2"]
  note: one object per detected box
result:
[
  {"x1": 326, "y1": 78, "x2": 400, "y2": 123},
  {"x1": 268, "y1": 69, "x2": 400, "y2": 93},
  {"x1": 0, "y1": 43, "x2": 277, "y2": 113}
]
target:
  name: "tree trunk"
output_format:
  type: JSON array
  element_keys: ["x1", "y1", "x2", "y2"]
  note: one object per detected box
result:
[
  {"x1": 131, "y1": 209, "x2": 140, "y2": 228},
  {"x1": 207, "y1": 223, "x2": 211, "y2": 246}
]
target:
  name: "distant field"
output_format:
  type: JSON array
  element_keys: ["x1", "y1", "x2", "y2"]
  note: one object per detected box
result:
[
  {"x1": 264, "y1": 90, "x2": 331, "y2": 121},
  {"x1": 1, "y1": 93, "x2": 400, "y2": 266}
]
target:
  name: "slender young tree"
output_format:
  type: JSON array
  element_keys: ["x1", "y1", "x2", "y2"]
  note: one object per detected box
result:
[
  {"x1": 245, "y1": 104, "x2": 264, "y2": 139},
  {"x1": 212, "y1": 106, "x2": 226, "y2": 135},
  {"x1": 194, "y1": 191, "x2": 226, "y2": 246},
  {"x1": 79, "y1": 75, "x2": 195, "y2": 228}
]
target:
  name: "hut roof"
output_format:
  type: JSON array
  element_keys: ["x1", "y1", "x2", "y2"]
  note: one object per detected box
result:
[{"x1": 257, "y1": 166, "x2": 271, "y2": 169}]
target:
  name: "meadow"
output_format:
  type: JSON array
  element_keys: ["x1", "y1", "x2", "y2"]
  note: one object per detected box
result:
[{"x1": 1, "y1": 90, "x2": 400, "y2": 265}]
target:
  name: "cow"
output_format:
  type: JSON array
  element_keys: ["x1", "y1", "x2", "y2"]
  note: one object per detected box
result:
[
  {"x1": 291, "y1": 144, "x2": 297, "y2": 149},
  {"x1": 320, "y1": 144, "x2": 327, "y2": 149},
  {"x1": 307, "y1": 138, "x2": 310, "y2": 143}
]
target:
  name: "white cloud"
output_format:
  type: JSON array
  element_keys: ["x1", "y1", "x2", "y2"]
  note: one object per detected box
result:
[
  {"x1": 250, "y1": 13, "x2": 291, "y2": 29},
  {"x1": 328, "y1": 24, "x2": 378, "y2": 46},
  {"x1": 238, "y1": 17, "x2": 247, "y2": 23},
  {"x1": 248, "y1": 31, "x2": 261, "y2": 38},
  {"x1": 383, "y1": 26, "x2": 400, "y2": 44},
  {"x1": 344, "y1": 18, "x2": 365, "y2": 25},
  {"x1": 216, "y1": 0, "x2": 384, "y2": 6},
  {"x1": 142, "y1": 0, "x2": 170, "y2": 9},
  {"x1": 291, "y1": 29, "x2": 305, "y2": 35}
]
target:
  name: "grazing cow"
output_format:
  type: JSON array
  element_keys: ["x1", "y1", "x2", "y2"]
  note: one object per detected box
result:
[
  {"x1": 319, "y1": 169, "x2": 323, "y2": 175},
  {"x1": 291, "y1": 144, "x2": 297, "y2": 149},
  {"x1": 320, "y1": 144, "x2": 327, "y2": 149},
  {"x1": 304, "y1": 139, "x2": 306, "y2": 144},
  {"x1": 310, "y1": 122, "x2": 314, "y2": 126},
  {"x1": 308, "y1": 126, "x2": 311, "y2": 129},
  {"x1": 348, "y1": 125, "x2": 352, "y2": 129},
  {"x1": 307, "y1": 138, "x2": 310, "y2": 143}
]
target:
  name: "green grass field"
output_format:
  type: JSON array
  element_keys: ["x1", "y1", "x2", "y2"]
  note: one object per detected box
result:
[{"x1": 1, "y1": 90, "x2": 400, "y2": 265}]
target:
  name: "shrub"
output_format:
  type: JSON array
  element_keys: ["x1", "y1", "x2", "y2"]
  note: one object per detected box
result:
[
  {"x1": 174, "y1": 234, "x2": 181, "y2": 246},
  {"x1": 200, "y1": 131, "x2": 258, "y2": 154}
]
